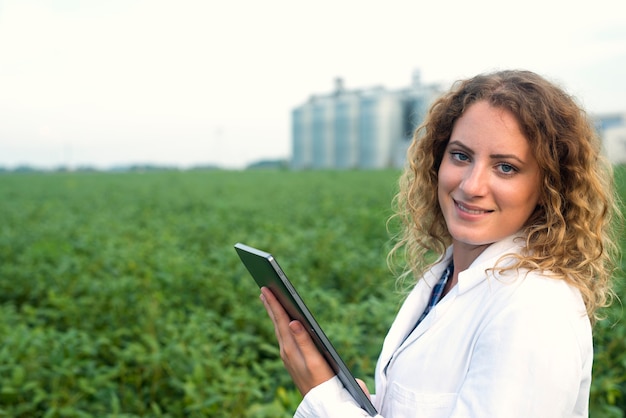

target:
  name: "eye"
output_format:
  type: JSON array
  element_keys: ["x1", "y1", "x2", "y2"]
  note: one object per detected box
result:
[
  {"x1": 451, "y1": 151, "x2": 470, "y2": 162},
  {"x1": 497, "y1": 163, "x2": 518, "y2": 175}
]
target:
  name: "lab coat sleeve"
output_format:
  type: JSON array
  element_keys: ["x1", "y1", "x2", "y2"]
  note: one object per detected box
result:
[{"x1": 294, "y1": 376, "x2": 383, "y2": 418}]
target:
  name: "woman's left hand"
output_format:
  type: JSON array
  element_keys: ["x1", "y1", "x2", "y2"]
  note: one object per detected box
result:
[{"x1": 260, "y1": 286, "x2": 335, "y2": 396}]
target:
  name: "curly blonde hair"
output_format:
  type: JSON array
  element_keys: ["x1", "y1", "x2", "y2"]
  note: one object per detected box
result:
[{"x1": 390, "y1": 70, "x2": 622, "y2": 322}]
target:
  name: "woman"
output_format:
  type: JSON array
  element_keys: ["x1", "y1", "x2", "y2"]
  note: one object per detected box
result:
[{"x1": 261, "y1": 70, "x2": 621, "y2": 417}]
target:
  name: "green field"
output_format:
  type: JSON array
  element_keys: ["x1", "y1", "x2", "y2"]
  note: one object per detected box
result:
[{"x1": 0, "y1": 167, "x2": 624, "y2": 417}]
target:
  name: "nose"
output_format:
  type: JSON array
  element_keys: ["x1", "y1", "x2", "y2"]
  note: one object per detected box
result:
[{"x1": 459, "y1": 165, "x2": 489, "y2": 197}]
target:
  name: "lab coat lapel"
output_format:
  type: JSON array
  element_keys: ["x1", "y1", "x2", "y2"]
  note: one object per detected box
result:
[
  {"x1": 377, "y1": 252, "x2": 452, "y2": 370},
  {"x1": 374, "y1": 256, "x2": 451, "y2": 408}
]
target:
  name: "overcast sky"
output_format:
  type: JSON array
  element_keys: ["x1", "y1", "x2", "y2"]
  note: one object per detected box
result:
[{"x1": 1, "y1": 0, "x2": 625, "y2": 169}]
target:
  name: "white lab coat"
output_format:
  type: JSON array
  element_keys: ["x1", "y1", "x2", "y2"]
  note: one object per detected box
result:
[{"x1": 295, "y1": 235, "x2": 592, "y2": 417}]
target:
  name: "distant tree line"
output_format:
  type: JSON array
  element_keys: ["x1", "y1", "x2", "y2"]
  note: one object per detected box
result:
[{"x1": 0, "y1": 160, "x2": 289, "y2": 174}]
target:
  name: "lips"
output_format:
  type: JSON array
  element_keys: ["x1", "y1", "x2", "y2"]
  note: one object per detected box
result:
[{"x1": 455, "y1": 200, "x2": 493, "y2": 215}]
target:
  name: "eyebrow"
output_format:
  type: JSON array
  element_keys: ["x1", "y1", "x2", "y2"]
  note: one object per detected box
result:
[{"x1": 448, "y1": 140, "x2": 526, "y2": 165}]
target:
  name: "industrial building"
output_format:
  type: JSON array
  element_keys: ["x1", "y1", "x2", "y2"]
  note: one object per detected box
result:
[{"x1": 291, "y1": 71, "x2": 442, "y2": 169}]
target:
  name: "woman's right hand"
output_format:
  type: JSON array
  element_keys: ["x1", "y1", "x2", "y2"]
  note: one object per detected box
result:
[{"x1": 260, "y1": 286, "x2": 336, "y2": 396}]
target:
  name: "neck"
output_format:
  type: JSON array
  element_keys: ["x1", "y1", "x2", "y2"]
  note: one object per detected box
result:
[
  {"x1": 451, "y1": 240, "x2": 491, "y2": 276},
  {"x1": 442, "y1": 242, "x2": 489, "y2": 297}
]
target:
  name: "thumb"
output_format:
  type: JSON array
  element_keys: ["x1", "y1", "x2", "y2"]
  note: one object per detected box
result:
[
  {"x1": 289, "y1": 321, "x2": 323, "y2": 358},
  {"x1": 289, "y1": 320, "x2": 312, "y2": 345}
]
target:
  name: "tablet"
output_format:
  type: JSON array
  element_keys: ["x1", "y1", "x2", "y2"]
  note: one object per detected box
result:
[{"x1": 234, "y1": 243, "x2": 378, "y2": 416}]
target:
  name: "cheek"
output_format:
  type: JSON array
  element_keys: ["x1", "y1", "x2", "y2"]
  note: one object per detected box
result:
[{"x1": 507, "y1": 185, "x2": 541, "y2": 218}]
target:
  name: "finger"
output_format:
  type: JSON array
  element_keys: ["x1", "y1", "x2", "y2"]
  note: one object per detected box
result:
[
  {"x1": 260, "y1": 287, "x2": 301, "y2": 356},
  {"x1": 288, "y1": 320, "x2": 332, "y2": 372},
  {"x1": 356, "y1": 378, "x2": 371, "y2": 400},
  {"x1": 262, "y1": 289, "x2": 329, "y2": 373},
  {"x1": 259, "y1": 288, "x2": 276, "y2": 323},
  {"x1": 260, "y1": 287, "x2": 292, "y2": 332}
]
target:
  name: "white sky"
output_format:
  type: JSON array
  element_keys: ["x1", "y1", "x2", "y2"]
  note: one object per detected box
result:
[{"x1": 1, "y1": 0, "x2": 625, "y2": 169}]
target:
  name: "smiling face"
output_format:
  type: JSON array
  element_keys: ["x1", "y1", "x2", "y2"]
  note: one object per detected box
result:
[{"x1": 437, "y1": 101, "x2": 542, "y2": 254}]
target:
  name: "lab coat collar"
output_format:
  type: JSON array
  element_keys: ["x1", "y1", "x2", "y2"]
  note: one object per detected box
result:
[
  {"x1": 377, "y1": 234, "x2": 526, "y2": 377},
  {"x1": 456, "y1": 234, "x2": 526, "y2": 295}
]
